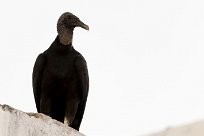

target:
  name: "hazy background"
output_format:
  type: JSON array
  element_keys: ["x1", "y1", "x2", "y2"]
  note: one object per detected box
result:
[{"x1": 1, "y1": 0, "x2": 204, "y2": 136}]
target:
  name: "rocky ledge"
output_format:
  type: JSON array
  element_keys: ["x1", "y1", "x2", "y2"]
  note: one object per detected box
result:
[{"x1": 0, "y1": 104, "x2": 85, "y2": 136}]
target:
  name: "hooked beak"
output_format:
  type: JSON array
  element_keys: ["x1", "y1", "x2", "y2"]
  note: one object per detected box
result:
[{"x1": 77, "y1": 20, "x2": 89, "y2": 31}]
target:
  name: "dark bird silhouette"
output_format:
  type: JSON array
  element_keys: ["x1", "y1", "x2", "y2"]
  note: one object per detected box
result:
[{"x1": 32, "y1": 12, "x2": 89, "y2": 131}]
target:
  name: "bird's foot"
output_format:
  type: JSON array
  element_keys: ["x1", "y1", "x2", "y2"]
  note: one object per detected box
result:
[{"x1": 64, "y1": 117, "x2": 71, "y2": 126}]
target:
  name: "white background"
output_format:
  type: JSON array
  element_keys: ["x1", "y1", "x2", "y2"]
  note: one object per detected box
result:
[{"x1": 1, "y1": 0, "x2": 204, "y2": 136}]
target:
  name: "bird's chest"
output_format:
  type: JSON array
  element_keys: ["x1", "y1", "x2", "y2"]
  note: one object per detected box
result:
[{"x1": 45, "y1": 55, "x2": 76, "y2": 79}]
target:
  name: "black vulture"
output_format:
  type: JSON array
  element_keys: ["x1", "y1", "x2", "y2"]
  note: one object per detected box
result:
[{"x1": 32, "y1": 12, "x2": 89, "y2": 131}]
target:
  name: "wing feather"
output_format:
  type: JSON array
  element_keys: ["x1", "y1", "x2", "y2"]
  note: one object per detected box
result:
[
  {"x1": 32, "y1": 53, "x2": 46, "y2": 112},
  {"x1": 72, "y1": 56, "x2": 89, "y2": 130}
]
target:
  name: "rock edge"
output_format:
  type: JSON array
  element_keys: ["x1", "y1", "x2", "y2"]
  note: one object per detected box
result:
[{"x1": 0, "y1": 104, "x2": 85, "y2": 136}]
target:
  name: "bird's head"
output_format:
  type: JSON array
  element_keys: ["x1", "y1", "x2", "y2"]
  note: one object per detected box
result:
[{"x1": 57, "y1": 12, "x2": 89, "y2": 45}]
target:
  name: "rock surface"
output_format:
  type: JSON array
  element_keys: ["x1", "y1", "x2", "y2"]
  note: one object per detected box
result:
[
  {"x1": 0, "y1": 104, "x2": 85, "y2": 136},
  {"x1": 147, "y1": 120, "x2": 204, "y2": 136},
  {"x1": 2, "y1": 104, "x2": 204, "y2": 136}
]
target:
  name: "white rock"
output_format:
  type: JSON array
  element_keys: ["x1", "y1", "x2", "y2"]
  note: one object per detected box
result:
[
  {"x1": 147, "y1": 120, "x2": 204, "y2": 136},
  {"x1": 0, "y1": 104, "x2": 85, "y2": 136}
]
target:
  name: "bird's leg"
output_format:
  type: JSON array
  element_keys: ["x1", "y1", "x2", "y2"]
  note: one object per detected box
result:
[
  {"x1": 64, "y1": 100, "x2": 79, "y2": 127},
  {"x1": 64, "y1": 116, "x2": 71, "y2": 126}
]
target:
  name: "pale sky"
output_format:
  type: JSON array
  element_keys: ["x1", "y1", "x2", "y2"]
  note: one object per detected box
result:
[{"x1": 1, "y1": 0, "x2": 204, "y2": 136}]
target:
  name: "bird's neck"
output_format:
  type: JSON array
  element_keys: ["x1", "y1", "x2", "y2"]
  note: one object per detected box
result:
[
  {"x1": 58, "y1": 29, "x2": 73, "y2": 46},
  {"x1": 50, "y1": 36, "x2": 73, "y2": 53}
]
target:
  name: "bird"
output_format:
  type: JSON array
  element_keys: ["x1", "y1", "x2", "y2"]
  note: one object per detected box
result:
[{"x1": 32, "y1": 12, "x2": 89, "y2": 131}]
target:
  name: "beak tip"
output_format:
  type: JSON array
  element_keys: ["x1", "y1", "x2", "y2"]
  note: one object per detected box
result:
[
  {"x1": 87, "y1": 27, "x2": 89, "y2": 31},
  {"x1": 84, "y1": 25, "x2": 89, "y2": 31}
]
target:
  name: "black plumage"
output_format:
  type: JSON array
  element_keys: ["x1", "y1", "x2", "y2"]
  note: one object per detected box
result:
[{"x1": 32, "y1": 12, "x2": 89, "y2": 131}]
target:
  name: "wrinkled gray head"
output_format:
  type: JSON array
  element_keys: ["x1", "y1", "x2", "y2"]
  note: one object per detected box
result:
[
  {"x1": 57, "y1": 12, "x2": 89, "y2": 34},
  {"x1": 57, "y1": 12, "x2": 89, "y2": 45}
]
